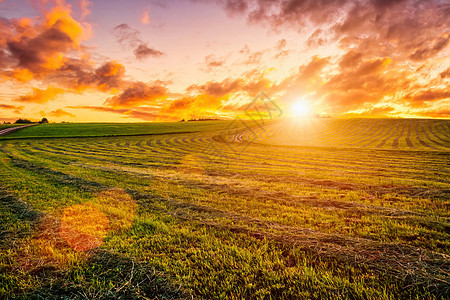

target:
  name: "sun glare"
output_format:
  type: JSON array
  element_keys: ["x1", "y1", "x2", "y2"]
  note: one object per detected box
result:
[{"x1": 291, "y1": 102, "x2": 311, "y2": 117}]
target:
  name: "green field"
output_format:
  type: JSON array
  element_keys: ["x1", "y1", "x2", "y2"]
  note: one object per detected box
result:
[
  {"x1": 0, "y1": 124, "x2": 23, "y2": 131},
  {"x1": 0, "y1": 119, "x2": 449, "y2": 299},
  {"x1": 0, "y1": 121, "x2": 231, "y2": 139}
]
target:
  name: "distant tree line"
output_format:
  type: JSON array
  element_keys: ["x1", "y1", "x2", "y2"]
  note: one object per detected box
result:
[
  {"x1": 14, "y1": 118, "x2": 33, "y2": 124},
  {"x1": 14, "y1": 118, "x2": 49, "y2": 124},
  {"x1": 180, "y1": 118, "x2": 220, "y2": 122},
  {"x1": 314, "y1": 114, "x2": 332, "y2": 118}
]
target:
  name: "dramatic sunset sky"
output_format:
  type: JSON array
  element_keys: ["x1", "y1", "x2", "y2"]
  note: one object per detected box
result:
[{"x1": 0, "y1": 0, "x2": 449, "y2": 122}]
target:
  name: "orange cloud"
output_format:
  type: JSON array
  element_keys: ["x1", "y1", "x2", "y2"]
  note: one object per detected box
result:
[
  {"x1": 141, "y1": 10, "x2": 150, "y2": 24},
  {"x1": 0, "y1": 104, "x2": 23, "y2": 114},
  {"x1": 416, "y1": 108, "x2": 450, "y2": 118},
  {"x1": 67, "y1": 105, "x2": 128, "y2": 114},
  {"x1": 161, "y1": 94, "x2": 226, "y2": 120},
  {"x1": 104, "y1": 81, "x2": 167, "y2": 108},
  {"x1": 67, "y1": 105, "x2": 176, "y2": 121},
  {"x1": 188, "y1": 78, "x2": 243, "y2": 97},
  {"x1": 0, "y1": 104, "x2": 23, "y2": 110},
  {"x1": 48, "y1": 108, "x2": 75, "y2": 118},
  {"x1": 50, "y1": 59, "x2": 127, "y2": 93},
  {"x1": 1, "y1": 4, "x2": 88, "y2": 82},
  {"x1": 204, "y1": 54, "x2": 225, "y2": 71},
  {"x1": 94, "y1": 61, "x2": 126, "y2": 91},
  {"x1": 440, "y1": 68, "x2": 450, "y2": 79},
  {"x1": 15, "y1": 86, "x2": 65, "y2": 103},
  {"x1": 6, "y1": 69, "x2": 35, "y2": 82}
]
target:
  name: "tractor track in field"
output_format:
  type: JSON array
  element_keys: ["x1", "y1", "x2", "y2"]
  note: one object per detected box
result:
[
  {"x1": 376, "y1": 119, "x2": 400, "y2": 148},
  {"x1": 392, "y1": 120, "x2": 406, "y2": 148},
  {"x1": 8, "y1": 149, "x2": 450, "y2": 228},
  {"x1": 231, "y1": 119, "x2": 450, "y2": 150},
  {"x1": 7, "y1": 125, "x2": 446, "y2": 186},
  {"x1": 24, "y1": 140, "x2": 449, "y2": 184}
]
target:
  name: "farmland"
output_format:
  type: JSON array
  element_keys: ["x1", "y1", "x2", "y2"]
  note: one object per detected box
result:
[
  {"x1": 0, "y1": 124, "x2": 23, "y2": 131},
  {"x1": 0, "y1": 118, "x2": 449, "y2": 299}
]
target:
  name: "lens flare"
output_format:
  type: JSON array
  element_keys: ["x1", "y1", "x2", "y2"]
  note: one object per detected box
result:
[{"x1": 59, "y1": 204, "x2": 109, "y2": 252}]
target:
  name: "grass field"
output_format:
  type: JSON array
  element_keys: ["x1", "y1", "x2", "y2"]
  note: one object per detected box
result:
[
  {"x1": 0, "y1": 118, "x2": 449, "y2": 299},
  {"x1": 0, "y1": 124, "x2": 23, "y2": 131},
  {"x1": 0, "y1": 121, "x2": 231, "y2": 139}
]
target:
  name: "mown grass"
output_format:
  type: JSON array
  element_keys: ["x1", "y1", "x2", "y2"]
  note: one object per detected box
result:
[{"x1": 0, "y1": 119, "x2": 449, "y2": 299}]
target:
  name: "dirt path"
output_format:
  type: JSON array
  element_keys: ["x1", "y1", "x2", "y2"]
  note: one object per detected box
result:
[{"x1": 0, "y1": 124, "x2": 36, "y2": 137}]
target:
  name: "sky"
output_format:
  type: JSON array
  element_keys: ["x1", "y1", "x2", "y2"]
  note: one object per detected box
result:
[{"x1": 0, "y1": 0, "x2": 449, "y2": 123}]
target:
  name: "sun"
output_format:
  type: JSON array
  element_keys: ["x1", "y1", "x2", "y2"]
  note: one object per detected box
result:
[{"x1": 290, "y1": 101, "x2": 311, "y2": 117}]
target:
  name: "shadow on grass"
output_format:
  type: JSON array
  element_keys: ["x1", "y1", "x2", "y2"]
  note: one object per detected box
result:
[
  {"x1": 0, "y1": 188, "x2": 43, "y2": 248},
  {"x1": 10, "y1": 250, "x2": 190, "y2": 300}
]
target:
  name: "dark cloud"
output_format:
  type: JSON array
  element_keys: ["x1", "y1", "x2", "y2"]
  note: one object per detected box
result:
[
  {"x1": 112, "y1": 24, "x2": 141, "y2": 48},
  {"x1": 275, "y1": 38, "x2": 286, "y2": 50},
  {"x1": 238, "y1": 44, "x2": 268, "y2": 65},
  {"x1": 94, "y1": 61, "x2": 126, "y2": 90},
  {"x1": 440, "y1": 68, "x2": 450, "y2": 79},
  {"x1": 409, "y1": 35, "x2": 450, "y2": 61},
  {"x1": 0, "y1": 104, "x2": 23, "y2": 111},
  {"x1": 1, "y1": 6, "x2": 85, "y2": 79},
  {"x1": 306, "y1": 29, "x2": 331, "y2": 48},
  {"x1": 297, "y1": 55, "x2": 329, "y2": 80},
  {"x1": 205, "y1": 54, "x2": 225, "y2": 70},
  {"x1": 67, "y1": 105, "x2": 129, "y2": 114},
  {"x1": 409, "y1": 89, "x2": 450, "y2": 102},
  {"x1": 112, "y1": 23, "x2": 164, "y2": 60},
  {"x1": 371, "y1": 0, "x2": 408, "y2": 10},
  {"x1": 243, "y1": 0, "x2": 349, "y2": 29},
  {"x1": 187, "y1": 73, "x2": 273, "y2": 99},
  {"x1": 274, "y1": 38, "x2": 289, "y2": 58},
  {"x1": 339, "y1": 50, "x2": 363, "y2": 69},
  {"x1": 7, "y1": 27, "x2": 72, "y2": 74},
  {"x1": 222, "y1": 0, "x2": 248, "y2": 16},
  {"x1": 0, "y1": 49, "x2": 8, "y2": 69},
  {"x1": 167, "y1": 97, "x2": 194, "y2": 110},
  {"x1": 319, "y1": 57, "x2": 408, "y2": 111},
  {"x1": 51, "y1": 59, "x2": 126, "y2": 92},
  {"x1": 122, "y1": 110, "x2": 160, "y2": 120},
  {"x1": 244, "y1": 50, "x2": 264, "y2": 65},
  {"x1": 218, "y1": 0, "x2": 449, "y2": 63},
  {"x1": 416, "y1": 108, "x2": 450, "y2": 118},
  {"x1": 134, "y1": 44, "x2": 164, "y2": 60},
  {"x1": 104, "y1": 81, "x2": 167, "y2": 107},
  {"x1": 67, "y1": 105, "x2": 173, "y2": 121},
  {"x1": 187, "y1": 78, "x2": 243, "y2": 97}
]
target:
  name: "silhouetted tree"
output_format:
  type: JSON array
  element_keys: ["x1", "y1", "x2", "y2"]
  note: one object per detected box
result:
[
  {"x1": 40, "y1": 118, "x2": 49, "y2": 124},
  {"x1": 15, "y1": 118, "x2": 32, "y2": 124}
]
